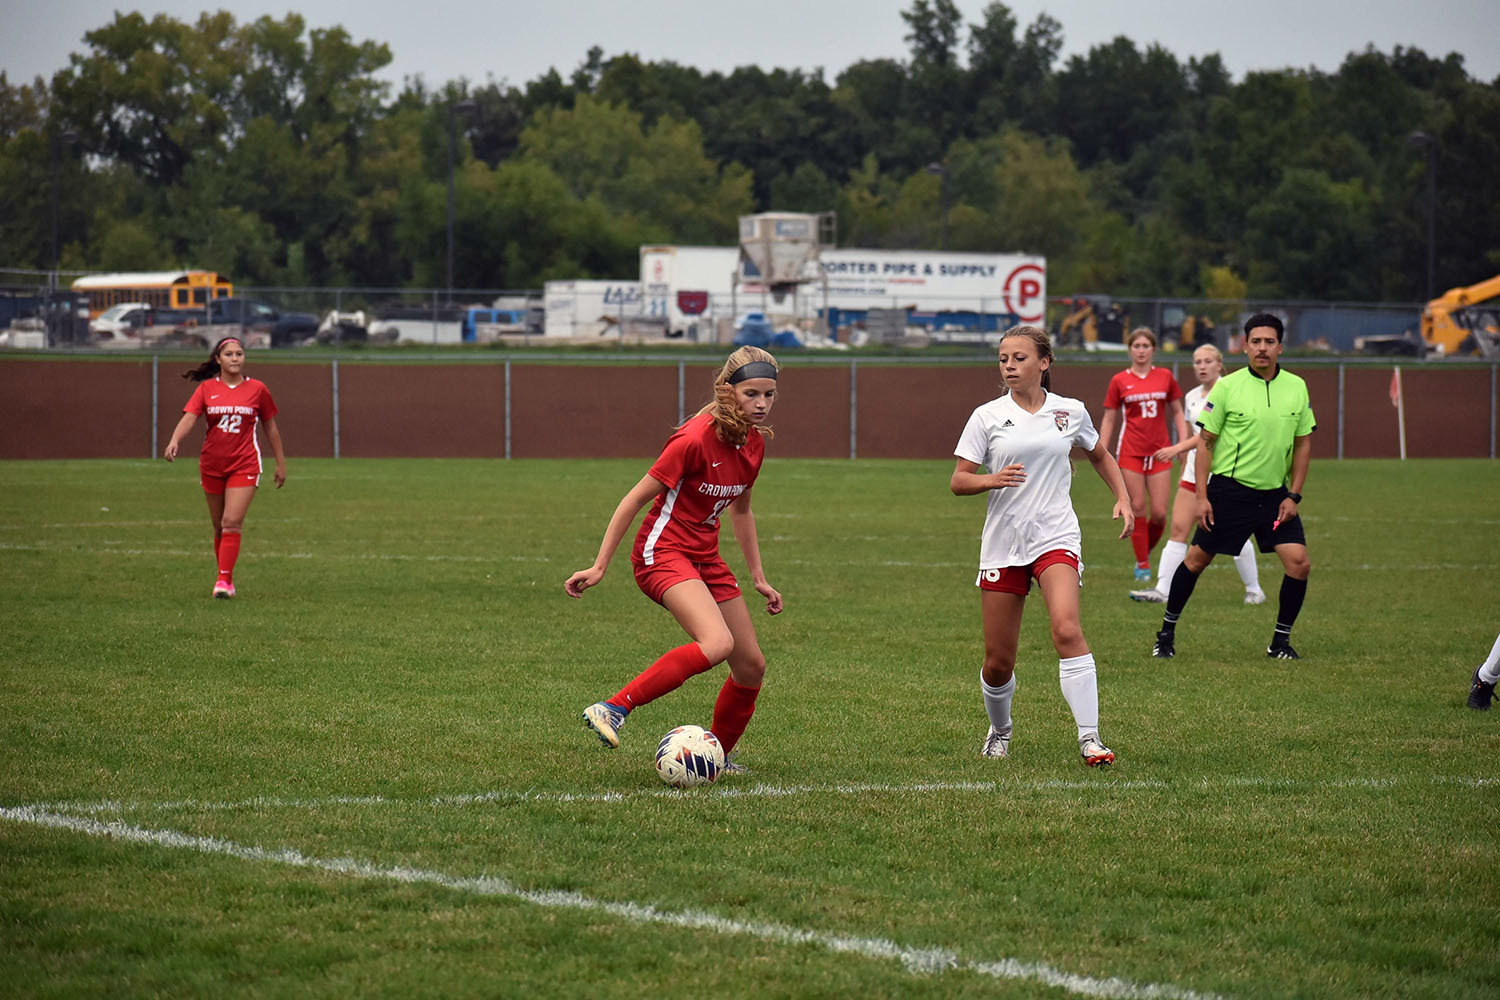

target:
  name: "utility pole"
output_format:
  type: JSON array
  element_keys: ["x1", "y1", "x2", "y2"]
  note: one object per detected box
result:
[
  {"x1": 1409, "y1": 131, "x2": 1437, "y2": 300},
  {"x1": 447, "y1": 99, "x2": 478, "y2": 299},
  {"x1": 925, "y1": 162, "x2": 949, "y2": 251}
]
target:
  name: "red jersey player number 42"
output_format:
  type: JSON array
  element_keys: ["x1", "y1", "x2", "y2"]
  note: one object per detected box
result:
[{"x1": 163, "y1": 337, "x2": 287, "y2": 599}]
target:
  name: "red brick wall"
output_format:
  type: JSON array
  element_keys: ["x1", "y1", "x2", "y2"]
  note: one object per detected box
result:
[{"x1": 3, "y1": 356, "x2": 1494, "y2": 460}]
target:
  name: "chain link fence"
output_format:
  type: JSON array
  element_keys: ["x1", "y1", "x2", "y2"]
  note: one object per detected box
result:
[{"x1": 0, "y1": 271, "x2": 1433, "y2": 356}]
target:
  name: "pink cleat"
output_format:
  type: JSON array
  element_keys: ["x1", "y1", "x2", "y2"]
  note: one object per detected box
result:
[{"x1": 212, "y1": 580, "x2": 236, "y2": 599}]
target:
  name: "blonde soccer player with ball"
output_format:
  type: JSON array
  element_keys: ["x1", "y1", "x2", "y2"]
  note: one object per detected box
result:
[{"x1": 565, "y1": 347, "x2": 782, "y2": 772}]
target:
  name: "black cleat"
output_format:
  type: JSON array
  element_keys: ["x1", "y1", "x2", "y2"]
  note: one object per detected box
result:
[
  {"x1": 1152, "y1": 629, "x2": 1175, "y2": 658},
  {"x1": 1468, "y1": 668, "x2": 1495, "y2": 711},
  {"x1": 1266, "y1": 641, "x2": 1300, "y2": 660}
]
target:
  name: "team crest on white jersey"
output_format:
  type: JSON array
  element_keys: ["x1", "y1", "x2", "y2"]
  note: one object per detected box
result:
[{"x1": 1052, "y1": 410, "x2": 1070, "y2": 431}]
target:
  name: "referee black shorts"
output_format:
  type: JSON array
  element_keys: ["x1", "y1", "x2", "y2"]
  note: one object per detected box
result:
[{"x1": 1191, "y1": 475, "x2": 1306, "y2": 555}]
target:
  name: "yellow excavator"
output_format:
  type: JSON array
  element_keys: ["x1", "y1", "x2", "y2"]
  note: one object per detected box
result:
[
  {"x1": 1422, "y1": 273, "x2": 1500, "y2": 358},
  {"x1": 1056, "y1": 296, "x2": 1128, "y2": 347}
]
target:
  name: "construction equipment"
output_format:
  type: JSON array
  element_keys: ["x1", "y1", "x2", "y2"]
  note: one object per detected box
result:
[
  {"x1": 1160, "y1": 304, "x2": 1220, "y2": 350},
  {"x1": 1056, "y1": 295, "x2": 1127, "y2": 347},
  {"x1": 1422, "y1": 273, "x2": 1500, "y2": 359}
]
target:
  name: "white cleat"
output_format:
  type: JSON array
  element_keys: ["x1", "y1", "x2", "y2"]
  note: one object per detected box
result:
[
  {"x1": 981, "y1": 726, "x2": 1012, "y2": 759},
  {"x1": 1080, "y1": 734, "x2": 1115, "y2": 767},
  {"x1": 582, "y1": 702, "x2": 626, "y2": 748},
  {"x1": 1244, "y1": 589, "x2": 1267, "y2": 605},
  {"x1": 1129, "y1": 588, "x2": 1166, "y2": 603}
]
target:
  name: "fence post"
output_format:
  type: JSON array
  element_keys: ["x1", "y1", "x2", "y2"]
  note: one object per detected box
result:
[
  {"x1": 677, "y1": 360, "x2": 685, "y2": 427},
  {"x1": 504, "y1": 359, "x2": 512, "y2": 460},
  {"x1": 1492, "y1": 364, "x2": 1497, "y2": 460},
  {"x1": 849, "y1": 358, "x2": 858, "y2": 460},
  {"x1": 1336, "y1": 363, "x2": 1345, "y2": 460},
  {"x1": 150, "y1": 355, "x2": 158, "y2": 458},
  {"x1": 331, "y1": 358, "x2": 341, "y2": 459}
]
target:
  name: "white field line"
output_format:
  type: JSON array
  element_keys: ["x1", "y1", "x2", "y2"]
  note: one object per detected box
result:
[
  {"x1": 5, "y1": 513, "x2": 1499, "y2": 530},
  {"x1": 0, "y1": 805, "x2": 1223, "y2": 1000},
  {"x1": 0, "y1": 518, "x2": 305, "y2": 530},
  {"x1": 27, "y1": 773, "x2": 1497, "y2": 820},
  {"x1": 0, "y1": 542, "x2": 547, "y2": 563},
  {"x1": 1, "y1": 541, "x2": 1492, "y2": 574},
  {"x1": 0, "y1": 512, "x2": 570, "y2": 531}
]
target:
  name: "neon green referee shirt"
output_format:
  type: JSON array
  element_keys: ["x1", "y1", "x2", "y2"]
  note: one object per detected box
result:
[{"x1": 1197, "y1": 365, "x2": 1316, "y2": 490}]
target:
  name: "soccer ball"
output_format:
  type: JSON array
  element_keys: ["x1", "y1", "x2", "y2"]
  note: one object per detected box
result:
[{"x1": 654, "y1": 725, "x2": 725, "y2": 788}]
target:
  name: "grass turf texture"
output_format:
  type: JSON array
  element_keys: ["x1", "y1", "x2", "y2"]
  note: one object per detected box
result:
[{"x1": 1, "y1": 456, "x2": 1497, "y2": 999}]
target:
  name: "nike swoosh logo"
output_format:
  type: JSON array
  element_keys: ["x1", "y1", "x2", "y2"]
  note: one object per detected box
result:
[
  {"x1": 210, "y1": 395, "x2": 221, "y2": 399},
  {"x1": 712, "y1": 461, "x2": 723, "y2": 467}
]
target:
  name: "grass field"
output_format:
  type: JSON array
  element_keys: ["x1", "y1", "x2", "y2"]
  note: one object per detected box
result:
[{"x1": 2, "y1": 456, "x2": 1498, "y2": 999}]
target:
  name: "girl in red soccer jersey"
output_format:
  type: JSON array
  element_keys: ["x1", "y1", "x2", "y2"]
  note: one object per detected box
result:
[
  {"x1": 1097, "y1": 328, "x2": 1189, "y2": 582},
  {"x1": 163, "y1": 337, "x2": 286, "y2": 598},
  {"x1": 565, "y1": 346, "x2": 782, "y2": 770}
]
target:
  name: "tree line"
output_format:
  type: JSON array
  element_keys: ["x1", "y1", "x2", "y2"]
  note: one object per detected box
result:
[{"x1": 1, "y1": 1, "x2": 1496, "y2": 302}]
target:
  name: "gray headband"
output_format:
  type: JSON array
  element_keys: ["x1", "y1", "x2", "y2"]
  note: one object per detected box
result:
[{"x1": 727, "y1": 361, "x2": 778, "y2": 384}]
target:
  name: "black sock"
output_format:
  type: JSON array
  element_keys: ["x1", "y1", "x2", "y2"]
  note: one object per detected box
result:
[
  {"x1": 1162, "y1": 563, "x2": 1201, "y2": 627},
  {"x1": 1274, "y1": 575, "x2": 1308, "y2": 644}
]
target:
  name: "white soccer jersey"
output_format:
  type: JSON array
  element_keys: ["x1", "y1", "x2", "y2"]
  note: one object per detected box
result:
[
  {"x1": 1181, "y1": 384, "x2": 1210, "y2": 485},
  {"x1": 954, "y1": 391, "x2": 1100, "y2": 570}
]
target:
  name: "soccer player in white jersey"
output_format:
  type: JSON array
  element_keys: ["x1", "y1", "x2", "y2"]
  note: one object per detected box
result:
[
  {"x1": 951, "y1": 325, "x2": 1134, "y2": 766},
  {"x1": 1467, "y1": 632, "x2": 1500, "y2": 710},
  {"x1": 1129, "y1": 343, "x2": 1265, "y2": 605}
]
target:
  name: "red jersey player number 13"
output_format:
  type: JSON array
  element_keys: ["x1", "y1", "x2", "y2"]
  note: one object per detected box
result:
[
  {"x1": 163, "y1": 337, "x2": 287, "y2": 600},
  {"x1": 1098, "y1": 327, "x2": 1189, "y2": 583}
]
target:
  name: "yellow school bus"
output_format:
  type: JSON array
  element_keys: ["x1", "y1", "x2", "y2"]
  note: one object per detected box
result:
[{"x1": 72, "y1": 270, "x2": 233, "y2": 318}]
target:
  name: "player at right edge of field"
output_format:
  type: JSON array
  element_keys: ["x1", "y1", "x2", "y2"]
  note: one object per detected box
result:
[
  {"x1": 1151, "y1": 313, "x2": 1316, "y2": 661},
  {"x1": 1466, "y1": 633, "x2": 1500, "y2": 710}
]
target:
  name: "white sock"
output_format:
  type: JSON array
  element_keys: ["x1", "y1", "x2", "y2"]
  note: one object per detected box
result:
[
  {"x1": 1479, "y1": 633, "x2": 1500, "y2": 685},
  {"x1": 1058, "y1": 653, "x2": 1098, "y2": 739},
  {"x1": 1234, "y1": 539, "x2": 1262, "y2": 593},
  {"x1": 981, "y1": 674, "x2": 1015, "y2": 733},
  {"x1": 1156, "y1": 540, "x2": 1187, "y2": 594}
]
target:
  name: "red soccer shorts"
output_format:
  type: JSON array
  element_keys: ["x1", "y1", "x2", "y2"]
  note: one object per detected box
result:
[
  {"x1": 976, "y1": 549, "x2": 1081, "y2": 595},
  {"x1": 1118, "y1": 453, "x2": 1172, "y2": 476},
  {"x1": 1178, "y1": 479, "x2": 1198, "y2": 493},
  {"x1": 634, "y1": 552, "x2": 742, "y2": 605},
  {"x1": 201, "y1": 469, "x2": 261, "y2": 494}
]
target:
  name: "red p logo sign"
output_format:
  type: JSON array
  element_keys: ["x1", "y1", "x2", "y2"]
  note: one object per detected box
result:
[{"x1": 1003, "y1": 265, "x2": 1045, "y2": 323}]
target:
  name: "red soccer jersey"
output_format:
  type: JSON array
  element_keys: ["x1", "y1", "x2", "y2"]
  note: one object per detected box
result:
[
  {"x1": 183, "y1": 376, "x2": 278, "y2": 476},
  {"x1": 1103, "y1": 367, "x2": 1182, "y2": 457},
  {"x1": 632, "y1": 413, "x2": 766, "y2": 565}
]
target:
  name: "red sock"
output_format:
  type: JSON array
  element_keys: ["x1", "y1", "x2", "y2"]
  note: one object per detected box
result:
[
  {"x1": 711, "y1": 677, "x2": 760, "y2": 755},
  {"x1": 1131, "y1": 517, "x2": 1150, "y2": 567},
  {"x1": 1148, "y1": 519, "x2": 1164, "y2": 550},
  {"x1": 217, "y1": 530, "x2": 241, "y2": 583},
  {"x1": 611, "y1": 643, "x2": 713, "y2": 711},
  {"x1": 214, "y1": 529, "x2": 222, "y2": 561}
]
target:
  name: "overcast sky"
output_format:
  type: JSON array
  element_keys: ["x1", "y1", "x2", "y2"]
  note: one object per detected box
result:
[{"x1": 6, "y1": 0, "x2": 1497, "y2": 93}]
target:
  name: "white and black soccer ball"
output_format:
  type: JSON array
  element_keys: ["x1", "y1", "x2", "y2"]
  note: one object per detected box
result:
[{"x1": 654, "y1": 725, "x2": 725, "y2": 788}]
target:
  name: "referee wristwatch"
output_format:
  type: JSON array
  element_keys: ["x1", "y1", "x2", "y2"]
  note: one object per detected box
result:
[{"x1": 1286, "y1": 492, "x2": 1302, "y2": 504}]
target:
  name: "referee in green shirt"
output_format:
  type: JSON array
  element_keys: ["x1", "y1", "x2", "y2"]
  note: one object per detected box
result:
[{"x1": 1152, "y1": 313, "x2": 1315, "y2": 660}]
